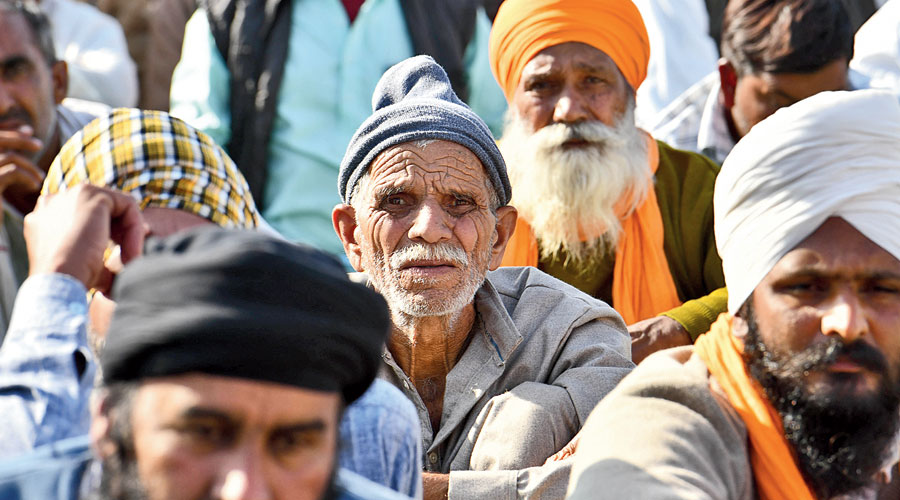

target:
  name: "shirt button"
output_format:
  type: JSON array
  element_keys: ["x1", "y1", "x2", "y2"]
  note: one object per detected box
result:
[{"x1": 428, "y1": 452, "x2": 438, "y2": 464}]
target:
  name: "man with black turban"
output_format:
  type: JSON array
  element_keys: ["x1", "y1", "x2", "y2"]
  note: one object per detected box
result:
[{"x1": 0, "y1": 185, "x2": 410, "y2": 500}]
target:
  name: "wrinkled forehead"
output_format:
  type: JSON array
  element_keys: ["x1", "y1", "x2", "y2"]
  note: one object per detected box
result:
[
  {"x1": 365, "y1": 140, "x2": 491, "y2": 196},
  {"x1": 523, "y1": 41, "x2": 619, "y2": 75}
]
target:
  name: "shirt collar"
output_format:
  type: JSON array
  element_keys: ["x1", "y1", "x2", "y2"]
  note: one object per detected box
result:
[
  {"x1": 472, "y1": 274, "x2": 523, "y2": 365},
  {"x1": 696, "y1": 77, "x2": 736, "y2": 164}
]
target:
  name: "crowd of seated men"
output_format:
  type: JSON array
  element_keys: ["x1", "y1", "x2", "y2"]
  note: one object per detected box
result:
[{"x1": 1, "y1": 0, "x2": 900, "y2": 499}]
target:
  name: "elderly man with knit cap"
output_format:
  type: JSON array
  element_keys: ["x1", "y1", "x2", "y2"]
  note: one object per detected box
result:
[
  {"x1": 566, "y1": 89, "x2": 900, "y2": 499},
  {"x1": 0, "y1": 188, "x2": 408, "y2": 499},
  {"x1": 333, "y1": 55, "x2": 633, "y2": 500},
  {"x1": 490, "y1": 0, "x2": 726, "y2": 363}
]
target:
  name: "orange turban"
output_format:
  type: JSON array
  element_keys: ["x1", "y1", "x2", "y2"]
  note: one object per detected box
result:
[{"x1": 489, "y1": 0, "x2": 650, "y2": 102}]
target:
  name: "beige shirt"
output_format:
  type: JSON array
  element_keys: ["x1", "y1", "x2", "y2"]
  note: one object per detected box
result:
[
  {"x1": 567, "y1": 346, "x2": 754, "y2": 500},
  {"x1": 567, "y1": 346, "x2": 895, "y2": 500},
  {"x1": 380, "y1": 266, "x2": 633, "y2": 500}
]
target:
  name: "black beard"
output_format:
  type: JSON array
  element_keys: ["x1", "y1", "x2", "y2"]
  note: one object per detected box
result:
[
  {"x1": 94, "y1": 431, "x2": 147, "y2": 500},
  {"x1": 740, "y1": 300, "x2": 900, "y2": 499}
]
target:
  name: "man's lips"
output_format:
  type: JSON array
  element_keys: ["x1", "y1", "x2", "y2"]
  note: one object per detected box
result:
[
  {"x1": 398, "y1": 259, "x2": 458, "y2": 271},
  {"x1": 827, "y1": 356, "x2": 866, "y2": 374},
  {"x1": 561, "y1": 138, "x2": 589, "y2": 148}
]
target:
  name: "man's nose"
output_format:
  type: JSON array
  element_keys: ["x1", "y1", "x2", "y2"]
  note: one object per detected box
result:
[
  {"x1": 821, "y1": 289, "x2": 867, "y2": 344},
  {"x1": 552, "y1": 86, "x2": 590, "y2": 124},
  {"x1": 0, "y1": 84, "x2": 13, "y2": 114},
  {"x1": 407, "y1": 199, "x2": 452, "y2": 243},
  {"x1": 216, "y1": 449, "x2": 274, "y2": 500}
]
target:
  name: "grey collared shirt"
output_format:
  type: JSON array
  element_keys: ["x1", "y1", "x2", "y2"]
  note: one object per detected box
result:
[{"x1": 380, "y1": 267, "x2": 634, "y2": 499}]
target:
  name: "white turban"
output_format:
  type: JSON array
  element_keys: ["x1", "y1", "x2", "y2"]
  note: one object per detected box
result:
[{"x1": 715, "y1": 89, "x2": 900, "y2": 313}]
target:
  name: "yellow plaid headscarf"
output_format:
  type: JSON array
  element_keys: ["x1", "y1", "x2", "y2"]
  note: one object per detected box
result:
[{"x1": 44, "y1": 108, "x2": 261, "y2": 229}]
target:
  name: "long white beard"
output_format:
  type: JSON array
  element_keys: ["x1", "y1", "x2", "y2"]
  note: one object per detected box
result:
[{"x1": 499, "y1": 103, "x2": 651, "y2": 262}]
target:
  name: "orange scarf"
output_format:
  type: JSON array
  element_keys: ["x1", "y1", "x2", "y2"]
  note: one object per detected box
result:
[
  {"x1": 500, "y1": 134, "x2": 681, "y2": 324},
  {"x1": 694, "y1": 314, "x2": 815, "y2": 500}
]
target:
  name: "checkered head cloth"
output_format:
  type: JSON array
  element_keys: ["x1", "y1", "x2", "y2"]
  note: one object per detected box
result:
[{"x1": 44, "y1": 108, "x2": 261, "y2": 229}]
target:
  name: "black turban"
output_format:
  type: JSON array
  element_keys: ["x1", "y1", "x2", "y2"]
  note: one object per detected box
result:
[{"x1": 101, "y1": 226, "x2": 389, "y2": 404}]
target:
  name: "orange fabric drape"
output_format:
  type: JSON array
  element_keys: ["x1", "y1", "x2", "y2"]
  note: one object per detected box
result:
[
  {"x1": 694, "y1": 314, "x2": 816, "y2": 500},
  {"x1": 501, "y1": 217, "x2": 541, "y2": 269},
  {"x1": 500, "y1": 134, "x2": 681, "y2": 324}
]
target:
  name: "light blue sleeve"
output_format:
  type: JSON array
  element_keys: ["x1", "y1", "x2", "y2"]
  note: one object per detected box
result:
[
  {"x1": 339, "y1": 379, "x2": 424, "y2": 500},
  {"x1": 169, "y1": 8, "x2": 233, "y2": 148},
  {"x1": 0, "y1": 274, "x2": 95, "y2": 458},
  {"x1": 463, "y1": 8, "x2": 508, "y2": 138}
]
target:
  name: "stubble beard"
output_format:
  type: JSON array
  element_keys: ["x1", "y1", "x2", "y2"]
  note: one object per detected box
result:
[
  {"x1": 366, "y1": 241, "x2": 491, "y2": 325},
  {"x1": 740, "y1": 300, "x2": 900, "y2": 498},
  {"x1": 499, "y1": 100, "x2": 651, "y2": 263}
]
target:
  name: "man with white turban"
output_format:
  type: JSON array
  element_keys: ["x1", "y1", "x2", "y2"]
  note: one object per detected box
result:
[{"x1": 565, "y1": 89, "x2": 900, "y2": 499}]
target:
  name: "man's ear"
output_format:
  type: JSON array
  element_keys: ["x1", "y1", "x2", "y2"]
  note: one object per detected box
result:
[
  {"x1": 488, "y1": 205, "x2": 517, "y2": 270},
  {"x1": 332, "y1": 203, "x2": 364, "y2": 272},
  {"x1": 89, "y1": 392, "x2": 118, "y2": 460},
  {"x1": 731, "y1": 294, "x2": 752, "y2": 341},
  {"x1": 51, "y1": 60, "x2": 68, "y2": 104},
  {"x1": 718, "y1": 59, "x2": 737, "y2": 110}
]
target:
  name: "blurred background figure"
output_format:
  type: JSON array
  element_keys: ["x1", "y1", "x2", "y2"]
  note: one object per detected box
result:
[
  {"x1": 633, "y1": 0, "x2": 719, "y2": 127},
  {"x1": 649, "y1": 0, "x2": 853, "y2": 165},
  {"x1": 703, "y1": 0, "x2": 879, "y2": 45},
  {"x1": 88, "y1": 0, "x2": 198, "y2": 111},
  {"x1": 39, "y1": 0, "x2": 137, "y2": 107},
  {"x1": 850, "y1": 0, "x2": 900, "y2": 93},
  {"x1": 170, "y1": 0, "x2": 507, "y2": 257}
]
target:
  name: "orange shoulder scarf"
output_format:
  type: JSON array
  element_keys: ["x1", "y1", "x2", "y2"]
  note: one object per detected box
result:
[
  {"x1": 500, "y1": 133, "x2": 681, "y2": 324},
  {"x1": 694, "y1": 314, "x2": 815, "y2": 500}
]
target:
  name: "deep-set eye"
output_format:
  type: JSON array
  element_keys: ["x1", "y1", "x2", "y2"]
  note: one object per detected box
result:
[
  {"x1": 270, "y1": 429, "x2": 321, "y2": 456},
  {"x1": 2, "y1": 58, "x2": 31, "y2": 81},
  {"x1": 178, "y1": 421, "x2": 234, "y2": 448}
]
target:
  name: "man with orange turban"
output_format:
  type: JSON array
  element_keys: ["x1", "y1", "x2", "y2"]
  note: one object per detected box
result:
[{"x1": 490, "y1": 0, "x2": 726, "y2": 363}]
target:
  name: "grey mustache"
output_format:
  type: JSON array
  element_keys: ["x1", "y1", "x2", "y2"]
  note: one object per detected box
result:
[{"x1": 390, "y1": 243, "x2": 469, "y2": 269}]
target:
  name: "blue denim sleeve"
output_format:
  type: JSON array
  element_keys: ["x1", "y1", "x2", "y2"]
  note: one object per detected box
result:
[
  {"x1": 339, "y1": 379, "x2": 424, "y2": 500},
  {"x1": 0, "y1": 274, "x2": 95, "y2": 457}
]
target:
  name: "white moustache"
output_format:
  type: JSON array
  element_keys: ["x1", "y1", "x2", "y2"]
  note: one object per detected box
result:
[
  {"x1": 389, "y1": 243, "x2": 469, "y2": 269},
  {"x1": 533, "y1": 121, "x2": 629, "y2": 152}
]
